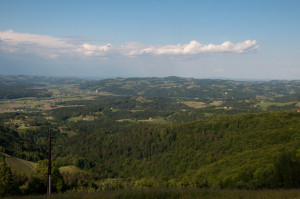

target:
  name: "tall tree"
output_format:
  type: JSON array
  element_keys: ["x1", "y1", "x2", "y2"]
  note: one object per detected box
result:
[{"x1": 0, "y1": 162, "x2": 14, "y2": 196}]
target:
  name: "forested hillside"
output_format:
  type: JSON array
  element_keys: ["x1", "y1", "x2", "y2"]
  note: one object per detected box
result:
[
  {"x1": 1, "y1": 75, "x2": 300, "y2": 196},
  {"x1": 1, "y1": 111, "x2": 300, "y2": 194},
  {"x1": 56, "y1": 111, "x2": 300, "y2": 189}
]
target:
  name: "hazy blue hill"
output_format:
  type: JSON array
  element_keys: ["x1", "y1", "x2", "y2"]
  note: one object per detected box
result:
[{"x1": 80, "y1": 77, "x2": 300, "y2": 99}]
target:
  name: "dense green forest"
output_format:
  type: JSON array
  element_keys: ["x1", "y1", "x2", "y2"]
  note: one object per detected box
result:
[{"x1": 0, "y1": 75, "x2": 300, "y2": 197}]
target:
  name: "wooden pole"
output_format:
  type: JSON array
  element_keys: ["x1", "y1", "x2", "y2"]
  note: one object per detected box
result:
[{"x1": 47, "y1": 128, "x2": 51, "y2": 195}]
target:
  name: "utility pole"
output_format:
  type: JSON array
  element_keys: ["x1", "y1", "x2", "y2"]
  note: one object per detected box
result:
[{"x1": 47, "y1": 128, "x2": 51, "y2": 195}]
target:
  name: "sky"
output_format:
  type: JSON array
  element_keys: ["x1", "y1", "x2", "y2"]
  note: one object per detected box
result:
[{"x1": 0, "y1": 0, "x2": 300, "y2": 80}]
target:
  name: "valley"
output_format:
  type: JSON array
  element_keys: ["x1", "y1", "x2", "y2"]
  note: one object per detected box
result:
[{"x1": 0, "y1": 75, "x2": 300, "y2": 197}]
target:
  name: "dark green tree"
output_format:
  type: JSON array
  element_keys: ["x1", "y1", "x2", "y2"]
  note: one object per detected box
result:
[
  {"x1": 274, "y1": 150, "x2": 300, "y2": 188},
  {"x1": 0, "y1": 162, "x2": 14, "y2": 196},
  {"x1": 26, "y1": 160, "x2": 65, "y2": 194}
]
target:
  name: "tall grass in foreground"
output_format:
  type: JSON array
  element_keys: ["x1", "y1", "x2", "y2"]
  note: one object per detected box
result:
[{"x1": 5, "y1": 189, "x2": 300, "y2": 199}]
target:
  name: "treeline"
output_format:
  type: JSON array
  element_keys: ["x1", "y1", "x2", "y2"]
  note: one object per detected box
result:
[
  {"x1": 0, "y1": 160, "x2": 64, "y2": 197},
  {"x1": 0, "y1": 123, "x2": 50, "y2": 161},
  {"x1": 57, "y1": 112, "x2": 300, "y2": 189},
  {"x1": 1, "y1": 111, "x2": 300, "y2": 196},
  {"x1": 1, "y1": 150, "x2": 300, "y2": 197}
]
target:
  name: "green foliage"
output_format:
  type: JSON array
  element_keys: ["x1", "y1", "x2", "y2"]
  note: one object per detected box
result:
[
  {"x1": 2, "y1": 111, "x2": 300, "y2": 193},
  {"x1": 1, "y1": 75, "x2": 300, "y2": 195},
  {"x1": 0, "y1": 162, "x2": 14, "y2": 196},
  {"x1": 0, "y1": 123, "x2": 48, "y2": 161},
  {"x1": 24, "y1": 160, "x2": 65, "y2": 194},
  {"x1": 273, "y1": 150, "x2": 300, "y2": 188},
  {"x1": 55, "y1": 111, "x2": 300, "y2": 190}
]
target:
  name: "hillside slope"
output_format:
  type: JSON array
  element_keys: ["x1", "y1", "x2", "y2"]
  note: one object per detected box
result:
[
  {"x1": 60, "y1": 111, "x2": 300, "y2": 188},
  {"x1": 1, "y1": 111, "x2": 300, "y2": 189},
  {"x1": 0, "y1": 152, "x2": 36, "y2": 176}
]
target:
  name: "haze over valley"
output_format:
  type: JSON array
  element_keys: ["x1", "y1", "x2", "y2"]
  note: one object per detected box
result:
[{"x1": 1, "y1": 1, "x2": 300, "y2": 198}]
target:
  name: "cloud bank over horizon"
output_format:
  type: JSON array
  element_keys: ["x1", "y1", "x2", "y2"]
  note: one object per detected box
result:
[{"x1": 0, "y1": 30, "x2": 259, "y2": 59}]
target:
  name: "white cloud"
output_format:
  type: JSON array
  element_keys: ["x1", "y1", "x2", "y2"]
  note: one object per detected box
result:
[
  {"x1": 77, "y1": 43, "x2": 113, "y2": 56},
  {"x1": 133, "y1": 40, "x2": 259, "y2": 55},
  {"x1": 0, "y1": 30, "x2": 70, "y2": 48},
  {"x1": 0, "y1": 30, "x2": 75, "y2": 58},
  {"x1": 0, "y1": 30, "x2": 259, "y2": 59}
]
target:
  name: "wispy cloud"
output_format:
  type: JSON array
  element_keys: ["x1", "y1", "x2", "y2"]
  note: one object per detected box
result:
[
  {"x1": 0, "y1": 30, "x2": 76, "y2": 58},
  {"x1": 128, "y1": 40, "x2": 259, "y2": 55},
  {"x1": 0, "y1": 30, "x2": 259, "y2": 59}
]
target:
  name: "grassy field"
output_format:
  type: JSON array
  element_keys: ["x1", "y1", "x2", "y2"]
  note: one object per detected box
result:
[
  {"x1": 184, "y1": 101, "x2": 206, "y2": 109},
  {"x1": 59, "y1": 165, "x2": 81, "y2": 174},
  {"x1": 67, "y1": 115, "x2": 95, "y2": 122},
  {"x1": 117, "y1": 118, "x2": 139, "y2": 123},
  {"x1": 0, "y1": 152, "x2": 37, "y2": 176},
  {"x1": 210, "y1": 101, "x2": 223, "y2": 107},
  {"x1": 204, "y1": 113, "x2": 214, "y2": 117},
  {"x1": 118, "y1": 118, "x2": 169, "y2": 124},
  {"x1": 5, "y1": 189, "x2": 300, "y2": 199},
  {"x1": 138, "y1": 118, "x2": 169, "y2": 124},
  {"x1": 183, "y1": 101, "x2": 224, "y2": 109}
]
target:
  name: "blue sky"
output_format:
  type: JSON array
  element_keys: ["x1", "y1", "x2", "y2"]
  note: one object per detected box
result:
[{"x1": 0, "y1": 0, "x2": 299, "y2": 79}]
